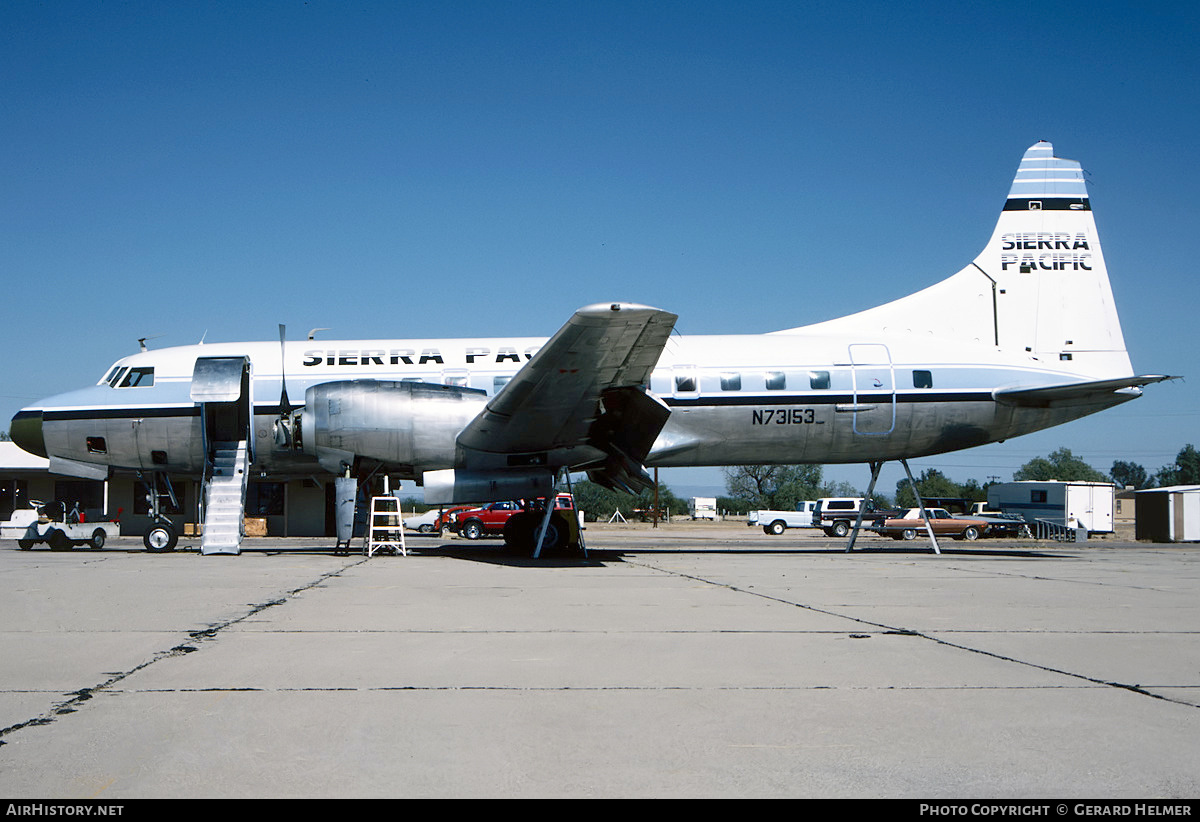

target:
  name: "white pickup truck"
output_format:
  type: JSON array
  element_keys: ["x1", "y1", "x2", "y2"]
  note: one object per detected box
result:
[{"x1": 750, "y1": 501, "x2": 818, "y2": 535}]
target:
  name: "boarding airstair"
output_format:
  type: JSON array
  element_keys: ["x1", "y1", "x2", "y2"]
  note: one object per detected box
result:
[{"x1": 201, "y1": 440, "x2": 251, "y2": 555}]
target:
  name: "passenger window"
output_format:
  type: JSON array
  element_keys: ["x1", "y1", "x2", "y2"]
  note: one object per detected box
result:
[
  {"x1": 808, "y1": 370, "x2": 830, "y2": 390},
  {"x1": 493, "y1": 376, "x2": 512, "y2": 394},
  {"x1": 913, "y1": 370, "x2": 933, "y2": 389},
  {"x1": 765, "y1": 371, "x2": 786, "y2": 390},
  {"x1": 675, "y1": 374, "x2": 697, "y2": 393},
  {"x1": 119, "y1": 367, "x2": 154, "y2": 387},
  {"x1": 720, "y1": 372, "x2": 741, "y2": 391}
]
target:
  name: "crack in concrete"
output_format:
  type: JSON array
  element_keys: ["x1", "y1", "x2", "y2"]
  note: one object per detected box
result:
[
  {"x1": 629, "y1": 558, "x2": 1200, "y2": 710},
  {"x1": 0, "y1": 558, "x2": 367, "y2": 744},
  {"x1": 4, "y1": 551, "x2": 1195, "y2": 750}
]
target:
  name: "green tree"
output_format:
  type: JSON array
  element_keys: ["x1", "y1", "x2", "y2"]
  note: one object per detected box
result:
[
  {"x1": 723, "y1": 464, "x2": 823, "y2": 511},
  {"x1": 716, "y1": 495, "x2": 751, "y2": 515},
  {"x1": 894, "y1": 468, "x2": 965, "y2": 509},
  {"x1": 819, "y1": 479, "x2": 859, "y2": 497},
  {"x1": 1013, "y1": 448, "x2": 1108, "y2": 483},
  {"x1": 1110, "y1": 460, "x2": 1149, "y2": 489},
  {"x1": 1152, "y1": 444, "x2": 1200, "y2": 487},
  {"x1": 958, "y1": 478, "x2": 988, "y2": 503}
]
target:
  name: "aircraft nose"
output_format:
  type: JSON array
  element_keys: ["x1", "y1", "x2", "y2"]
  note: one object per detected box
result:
[{"x1": 10, "y1": 410, "x2": 46, "y2": 458}]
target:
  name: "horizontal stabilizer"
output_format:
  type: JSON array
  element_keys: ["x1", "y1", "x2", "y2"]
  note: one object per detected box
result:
[{"x1": 994, "y1": 375, "x2": 1176, "y2": 408}]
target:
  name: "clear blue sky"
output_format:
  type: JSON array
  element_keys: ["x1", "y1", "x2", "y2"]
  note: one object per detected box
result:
[{"x1": 3, "y1": 1, "x2": 1197, "y2": 497}]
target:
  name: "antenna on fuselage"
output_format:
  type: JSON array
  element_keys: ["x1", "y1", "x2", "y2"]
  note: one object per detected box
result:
[
  {"x1": 307, "y1": 328, "x2": 330, "y2": 340},
  {"x1": 137, "y1": 334, "x2": 164, "y2": 352}
]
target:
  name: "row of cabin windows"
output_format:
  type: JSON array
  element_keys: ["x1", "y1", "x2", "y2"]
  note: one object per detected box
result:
[
  {"x1": 674, "y1": 369, "x2": 934, "y2": 393},
  {"x1": 95, "y1": 365, "x2": 936, "y2": 399}
]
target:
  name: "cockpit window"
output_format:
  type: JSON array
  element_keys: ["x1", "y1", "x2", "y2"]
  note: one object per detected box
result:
[
  {"x1": 118, "y1": 367, "x2": 154, "y2": 387},
  {"x1": 106, "y1": 367, "x2": 128, "y2": 387},
  {"x1": 100, "y1": 366, "x2": 121, "y2": 386}
]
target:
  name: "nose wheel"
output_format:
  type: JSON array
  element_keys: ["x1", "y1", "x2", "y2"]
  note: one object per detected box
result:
[{"x1": 144, "y1": 523, "x2": 178, "y2": 552}]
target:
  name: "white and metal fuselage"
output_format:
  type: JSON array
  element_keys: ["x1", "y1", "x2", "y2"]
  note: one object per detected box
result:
[{"x1": 14, "y1": 328, "x2": 1139, "y2": 480}]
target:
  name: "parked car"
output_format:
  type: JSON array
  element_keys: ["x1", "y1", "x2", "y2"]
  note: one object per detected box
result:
[
  {"x1": 871, "y1": 508, "x2": 989, "y2": 541},
  {"x1": 402, "y1": 509, "x2": 442, "y2": 533},
  {"x1": 436, "y1": 507, "x2": 475, "y2": 533},
  {"x1": 454, "y1": 494, "x2": 577, "y2": 541},
  {"x1": 452, "y1": 500, "x2": 525, "y2": 540},
  {"x1": 811, "y1": 497, "x2": 887, "y2": 538}
]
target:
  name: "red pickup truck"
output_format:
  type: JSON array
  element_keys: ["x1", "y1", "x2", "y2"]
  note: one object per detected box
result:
[{"x1": 453, "y1": 495, "x2": 574, "y2": 540}]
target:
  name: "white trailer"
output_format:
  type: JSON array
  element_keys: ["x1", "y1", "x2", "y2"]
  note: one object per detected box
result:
[
  {"x1": 986, "y1": 481, "x2": 1114, "y2": 533},
  {"x1": 688, "y1": 497, "x2": 718, "y2": 520}
]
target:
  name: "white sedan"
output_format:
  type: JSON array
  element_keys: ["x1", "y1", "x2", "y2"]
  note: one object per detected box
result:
[{"x1": 402, "y1": 509, "x2": 442, "y2": 533}]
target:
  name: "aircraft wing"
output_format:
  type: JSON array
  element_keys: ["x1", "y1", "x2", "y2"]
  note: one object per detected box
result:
[
  {"x1": 456, "y1": 303, "x2": 677, "y2": 477},
  {"x1": 993, "y1": 374, "x2": 1176, "y2": 407}
]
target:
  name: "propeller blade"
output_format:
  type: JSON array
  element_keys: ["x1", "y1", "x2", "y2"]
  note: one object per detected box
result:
[
  {"x1": 278, "y1": 324, "x2": 291, "y2": 413},
  {"x1": 274, "y1": 324, "x2": 293, "y2": 448}
]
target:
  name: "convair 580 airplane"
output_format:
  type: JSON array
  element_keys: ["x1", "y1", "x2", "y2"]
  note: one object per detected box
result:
[{"x1": 10, "y1": 142, "x2": 1168, "y2": 555}]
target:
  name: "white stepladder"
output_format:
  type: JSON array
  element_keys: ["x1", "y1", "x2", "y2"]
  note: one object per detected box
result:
[{"x1": 365, "y1": 496, "x2": 407, "y2": 557}]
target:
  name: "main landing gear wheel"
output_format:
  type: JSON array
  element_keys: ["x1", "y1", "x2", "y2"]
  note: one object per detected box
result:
[
  {"x1": 144, "y1": 524, "x2": 178, "y2": 552},
  {"x1": 503, "y1": 511, "x2": 573, "y2": 557}
]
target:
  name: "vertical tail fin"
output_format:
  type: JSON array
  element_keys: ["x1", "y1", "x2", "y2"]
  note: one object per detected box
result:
[
  {"x1": 977, "y1": 141, "x2": 1131, "y2": 377},
  {"x1": 781, "y1": 142, "x2": 1134, "y2": 380}
]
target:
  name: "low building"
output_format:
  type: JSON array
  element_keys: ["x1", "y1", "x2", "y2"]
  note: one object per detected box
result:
[
  {"x1": 0, "y1": 441, "x2": 341, "y2": 538},
  {"x1": 1134, "y1": 485, "x2": 1200, "y2": 542}
]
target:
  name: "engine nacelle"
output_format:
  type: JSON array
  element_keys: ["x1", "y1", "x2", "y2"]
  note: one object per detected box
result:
[{"x1": 302, "y1": 380, "x2": 487, "y2": 474}]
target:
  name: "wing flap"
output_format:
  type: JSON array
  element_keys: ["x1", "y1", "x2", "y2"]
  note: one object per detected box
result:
[{"x1": 456, "y1": 303, "x2": 677, "y2": 456}]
